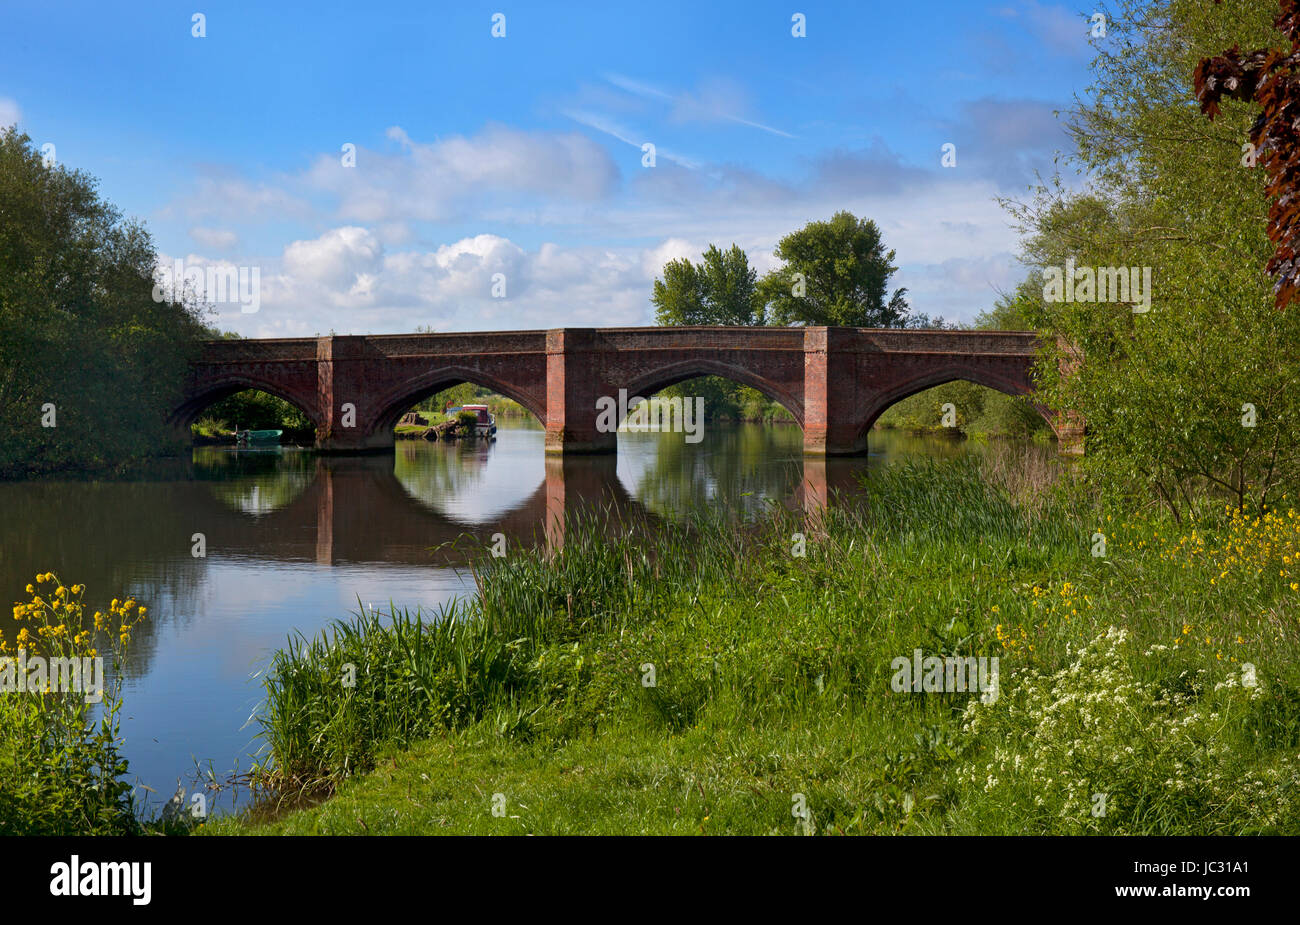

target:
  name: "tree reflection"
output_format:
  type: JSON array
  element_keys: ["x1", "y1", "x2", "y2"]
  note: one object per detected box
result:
[{"x1": 623, "y1": 423, "x2": 805, "y2": 517}]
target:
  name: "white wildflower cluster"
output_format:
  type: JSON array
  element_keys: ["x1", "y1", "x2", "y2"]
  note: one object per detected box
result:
[{"x1": 956, "y1": 626, "x2": 1298, "y2": 833}]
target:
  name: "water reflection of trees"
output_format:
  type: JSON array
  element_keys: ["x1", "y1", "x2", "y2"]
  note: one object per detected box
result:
[
  {"x1": 195, "y1": 448, "x2": 315, "y2": 514},
  {"x1": 0, "y1": 479, "x2": 210, "y2": 679},
  {"x1": 625, "y1": 424, "x2": 1043, "y2": 521},
  {"x1": 626, "y1": 423, "x2": 806, "y2": 517},
  {"x1": 392, "y1": 439, "x2": 497, "y2": 508},
  {"x1": 2, "y1": 451, "x2": 337, "y2": 680}
]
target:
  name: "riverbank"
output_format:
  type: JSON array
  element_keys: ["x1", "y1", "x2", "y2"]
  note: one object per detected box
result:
[{"x1": 205, "y1": 451, "x2": 1300, "y2": 835}]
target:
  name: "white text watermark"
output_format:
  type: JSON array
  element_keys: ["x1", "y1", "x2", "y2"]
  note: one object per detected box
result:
[
  {"x1": 595, "y1": 389, "x2": 704, "y2": 444},
  {"x1": 153, "y1": 258, "x2": 260, "y2": 313},
  {"x1": 0, "y1": 649, "x2": 103, "y2": 704}
]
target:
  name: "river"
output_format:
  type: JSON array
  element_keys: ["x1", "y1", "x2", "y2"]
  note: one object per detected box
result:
[{"x1": 0, "y1": 419, "x2": 1039, "y2": 815}]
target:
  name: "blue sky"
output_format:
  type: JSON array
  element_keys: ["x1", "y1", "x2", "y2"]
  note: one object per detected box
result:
[{"x1": 0, "y1": 0, "x2": 1099, "y2": 335}]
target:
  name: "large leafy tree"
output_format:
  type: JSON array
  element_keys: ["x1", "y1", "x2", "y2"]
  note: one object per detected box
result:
[
  {"x1": 1014, "y1": 0, "x2": 1300, "y2": 516},
  {"x1": 0, "y1": 128, "x2": 209, "y2": 475},
  {"x1": 203, "y1": 390, "x2": 313, "y2": 432},
  {"x1": 757, "y1": 211, "x2": 909, "y2": 327},
  {"x1": 650, "y1": 244, "x2": 768, "y2": 420},
  {"x1": 651, "y1": 243, "x2": 762, "y2": 326}
]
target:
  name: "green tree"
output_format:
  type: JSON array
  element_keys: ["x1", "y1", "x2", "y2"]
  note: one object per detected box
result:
[
  {"x1": 758, "y1": 211, "x2": 909, "y2": 327},
  {"x1": 202, "y1": 326, "x2": 242, "y2": 340},
  {"x1": 0, "y1": 128, "x2": 209, "y2": 476},
  {"x1": 204, "y1": 390, "x2": 312, "y2": 432},
  {"x1": 975, "y1": 276, "x2": 1047, "y2": 332},
  {"x1": 651, "y1": 243, "x2": 762, "y2": 326},
  {"x1": 416, "y1": 382, "x2": 477, "y2": 415},
  {"x1": 1012, "y1": 0, "x2": 1300, "y2": 516},
  {"x1": 651, "y1": 244, "x2": 767, "y2": 420}
]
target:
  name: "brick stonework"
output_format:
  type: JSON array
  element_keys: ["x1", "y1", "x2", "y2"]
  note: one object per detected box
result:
[{"x1": 176, "y1": 327, "x2": 1081, "y2": 455}]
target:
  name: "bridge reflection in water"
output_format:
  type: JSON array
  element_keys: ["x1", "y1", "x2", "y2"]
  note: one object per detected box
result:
[
  {"x1": 195, "y1": 444, "x2": 863, "y2": 566},
  {"x1": 0, "y1": 424, "x2": 1003, "y2": 815},
  {"x1": 0, "y1": 423, "x2": 935, "y2": 681}
]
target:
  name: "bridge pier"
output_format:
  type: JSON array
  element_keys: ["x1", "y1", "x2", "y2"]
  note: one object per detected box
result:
[
  {"x1": 544, "y1": 328, "x2": 617, "y2": 455},
  {"x1": 1056, "y1": 418, "x2": 1085, "y2": 456},
  {"x1": 315, "y1": 430, "x2": 395, "y2": 453},
  {"x1": 314, "y1": 334, "x2": 396, "y2": 453},
  {"x1": 803, "y1": 327, "x2": 870, "y2": 456},
  {"x1": 544, "y1": 453, "x2": 624, "y2": 551}
]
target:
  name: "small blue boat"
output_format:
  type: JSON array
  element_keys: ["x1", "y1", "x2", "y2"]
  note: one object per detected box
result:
[{"x1": 236, "y1": 429, "x2": 283, "y2": 446}]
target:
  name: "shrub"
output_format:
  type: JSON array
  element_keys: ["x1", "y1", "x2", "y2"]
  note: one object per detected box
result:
[
  {"x1": 455, "y1": 410, "x2": 479, "y2": 434},
  {"x1": 957, "y1": 626, "x2": 1300, "y2": 834},
  {"x1": 254, "y1": 604, "x2": 542, "y2": 795},
  {"x1": 0, "y1": 574, "x2": 146, "y2": 834}
]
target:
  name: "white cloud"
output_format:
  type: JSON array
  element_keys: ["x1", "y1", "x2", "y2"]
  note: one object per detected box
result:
[
  {"x1": 304, "y1": 124, "x2": 620, "y2": 223},
  {"x1": 0, "y1": 97, "x2": 19, "y2": 128},
  {"x1": 188, "y1": 172, "x2": 1030, "y2": 340},
  {"x1": 895, "y1": 254, "x2": 1024, "y2": 323},
  {"x1": 562, "y1": 109, "x2": 703, "y2": 170},
  {"x1": 160, "y1": 173, "x2": 313, "y2": 223},
  {"x1": 189, "y1": 227, "x2": 239, "y2": 250},
  {"x1": 199, "y1": 229, "x2": 655, "y2": 337},
  {"x1": 158, "y1": 101, "x2": 1068, "y2": 332},
  {"x1": 282, "y1": 226, "x2": 384, "y2": 291}
]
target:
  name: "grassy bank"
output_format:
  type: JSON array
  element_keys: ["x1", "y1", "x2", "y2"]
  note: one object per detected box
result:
[{"x1": 207, "y1": 453, "x2": 1300, "y2": 835}]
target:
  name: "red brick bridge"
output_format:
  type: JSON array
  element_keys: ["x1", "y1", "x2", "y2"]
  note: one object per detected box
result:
[{"x1": 173, "y1": 327, "x2": 1081, "y2": 455}]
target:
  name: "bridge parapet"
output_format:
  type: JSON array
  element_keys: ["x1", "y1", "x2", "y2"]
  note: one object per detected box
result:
[
  {"x1": 843, "y1": 329, "x2": 1041, "y2": 355},
  {"x1": 358, "y1": 331, "x2": 549, "y2": 357},
  {"x1": 593, "y1": 326, "x2": 806, "y2": 352},
  {"x1": 193, "y1": 337, "x2": 319, "y2": 364}
]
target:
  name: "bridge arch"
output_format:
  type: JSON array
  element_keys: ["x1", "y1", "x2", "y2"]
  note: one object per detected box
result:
[
  {"x1": 169, "y1": 374, "x2": 322, "y2": 430},
  {"x1": 367, "y1": 365, "x2": 548, "y2": 438},
  {"x1": 856, "y1": 363, "x2": 1058, "y2": 442},
  {"x1": 619, "y1": 358, "x2": 805, "y2": 427}
]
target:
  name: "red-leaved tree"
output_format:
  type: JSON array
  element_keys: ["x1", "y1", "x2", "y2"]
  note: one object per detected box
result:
[{"x1": 1194, "y1": 0, "x2": 1300, "y2": 307}]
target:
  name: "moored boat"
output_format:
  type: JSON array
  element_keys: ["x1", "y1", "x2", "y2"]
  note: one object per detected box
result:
[
  {"x1": 236, "y1": 429, "x2": 283, "y2": 446},
  {"x1": 446, "y1": 404, "x2": 497, "y2": 438}
]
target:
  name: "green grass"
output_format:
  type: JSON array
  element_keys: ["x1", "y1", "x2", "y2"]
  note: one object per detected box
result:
[
  {"x1": 191, "y1": 416, "x2": 230, "y2": 439},
  {"x1": 205, "y1": 454, "x2": 1300, "y2": 835}
]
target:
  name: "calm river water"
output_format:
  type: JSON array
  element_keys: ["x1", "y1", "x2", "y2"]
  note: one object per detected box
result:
[{"x1": 0, "y1": 420, "x2": 1014, "y2": 815}]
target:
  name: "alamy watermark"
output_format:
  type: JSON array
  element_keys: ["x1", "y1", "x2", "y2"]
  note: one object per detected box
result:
[
  {"x1": 152, "y1": 258, "x2": 260, "y2": 313},
  {"x1": 1042, "y1": 258, "x2": 1152, "y2": 313},
  {"x1": 0, "y1": 649, "x2": 104, "y2": 704},
  {"x1": 890, "y1": 649, "x2": 999, "y2": 702},
  {"x1": 50, "y1": 855, "x2": 150, "y2": 905},
  {"x1": 595, "y1": 389, "x2": 704, "y2": 444}
]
